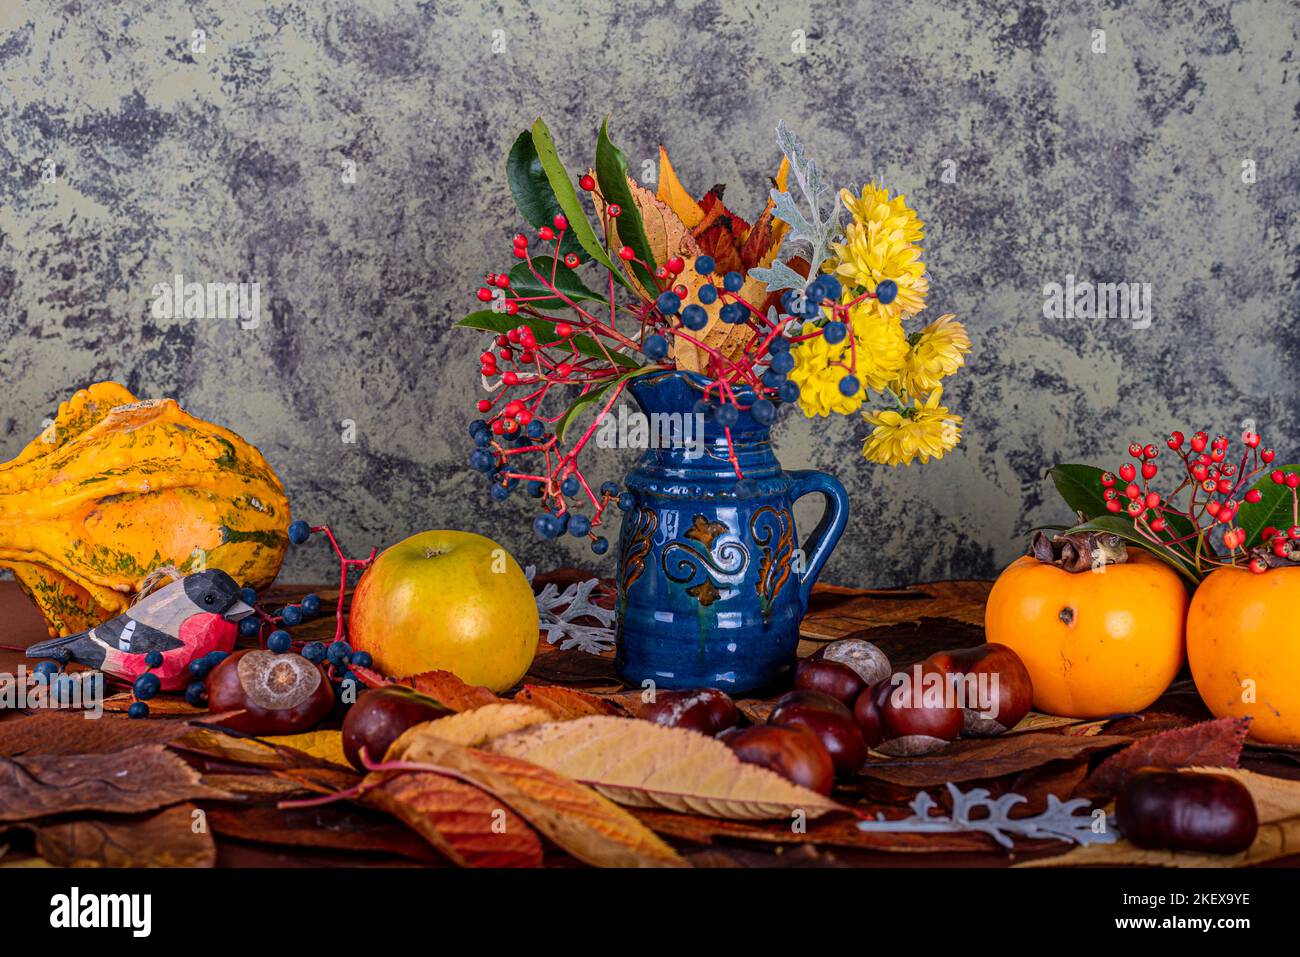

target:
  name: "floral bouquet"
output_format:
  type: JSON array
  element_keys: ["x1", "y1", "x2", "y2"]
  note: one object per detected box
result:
[{"x1": 460, "y1": 118, "x2": 972, "y2": 552}]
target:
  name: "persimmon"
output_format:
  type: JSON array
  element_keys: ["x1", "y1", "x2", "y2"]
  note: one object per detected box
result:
[
  {"x1": 985, "y1": 550, "x2": 1187, "y2": 718},
  {"x1": 1188, "y1": 565, "x2": 1300, "y2": 745}
]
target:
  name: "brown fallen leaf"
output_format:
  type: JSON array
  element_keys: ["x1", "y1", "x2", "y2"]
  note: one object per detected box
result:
[
  {"x1": 199, "y1": 773, "x2": 313, "y2": 798},
  {"x1": 383, "y1": 732, "x2": 684, "y2": 867},
  {"x1": 857, "y1": 733, "x2": 1131, "y2": 788},
  {"x1": 32, "y1": 803, "x2": 215, "y2": 867},
  {"x1": 0, "y1": 710, "x2": 194, "y2": 757},
  {"x1": 524, "y1": 647, "x2": 620, "y2": 685},
  {"x1": 632, "y1": 807, "x2": 996, "y2": 853},
  {"x1": 394, "y1": 703, "x2": 552, "y2": 752},
  {"x1": 487, "y1": 716, "x2": 845, "y2": 820},
  {"x1": 1024, "y1": 767, "x2": 1300, "y2": 868},
  {"x1": 1079, "y1": 717, "x2": 1251, "y2": 799},
  {"x1": 203, "y1": 803, "x2": 443, "y2": 864},
  {"x1": 365, "y1": 771, "x2": 543, "y2": 867},
  {"x1": 0, "y1": 745, "x2": 228, "y2": 822},
  {"x1": 801, "y1": 582, "x2": 991, "y2": 640},
  {"x1": 515, "y1": 685, "x2": 627, "y2": 720}
]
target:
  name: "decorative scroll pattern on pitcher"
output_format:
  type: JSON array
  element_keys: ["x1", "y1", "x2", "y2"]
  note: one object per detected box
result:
[
  {"x1": 617, "y1": 507, "x2": 657, "y2": 594},
  {"x1": 750, "y1": 505, "x2": 795, "y2": 623},
  {"x1": 661, "y1": 515, "x2": 749, "y2": 607}
]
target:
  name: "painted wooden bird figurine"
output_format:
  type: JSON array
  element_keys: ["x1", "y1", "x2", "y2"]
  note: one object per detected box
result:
[{"x1": 26, "y1": 569, "x2": 256, "y2": 690}]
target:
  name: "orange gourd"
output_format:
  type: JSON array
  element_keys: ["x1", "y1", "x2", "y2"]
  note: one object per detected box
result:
[
  {"x1": 985, "y1": 551, "x2": 1188, "y2": 718},
  {"x1": 1188, "y1": 565, "x2": 1300, "y2": 745},
  {"x1": 0, "y1": 382, "x2": 289, "y2": 637}
]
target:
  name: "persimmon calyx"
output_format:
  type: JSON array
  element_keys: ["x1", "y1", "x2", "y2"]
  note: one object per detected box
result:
[{"x1": 1030, "y1": 529, "x2": 1128, "y2": 572}]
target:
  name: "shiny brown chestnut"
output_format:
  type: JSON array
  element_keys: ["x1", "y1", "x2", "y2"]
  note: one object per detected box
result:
[
  {"x1": 925, "y1": 643, "x2": 1033, "y2": 736},
  {"x1": 794, "y1": 658, "x2": 867, "y2": 706},
  {"x1": 205, "y1": 649, "x2": 335, "y2": 735},
  {"x1": 769, "y1": 689, "x2": 868, "y2": 775},
  {"x1": 342, "y1": 685, "x2": 453, "y2": 770},
  {"x1": 853, "y1": 668, "x2": 964, "y2": 756},
  {"x1": 809, "y1": 638, "x2": 892, "y2": 687},
  {"x1": 721, "y1": 724, "x2": 835, "y2": 795},
  {"x1": 641, "y1": 687, "x2": 738, "y2": 736},
  {"x1": 1116, "y1": 769, "x2": 1258, "y2": 854}
]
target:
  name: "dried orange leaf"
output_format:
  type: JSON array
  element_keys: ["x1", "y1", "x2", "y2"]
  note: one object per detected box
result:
[
  {"x1": 656, "y1": 146, "x2": 704, "y2": 228},
  {"x1": 515, "y1": 685, "x2": 628, "y2": 720},
  {"x1": 33, "y1": 803, "x2": 215, "y2": 867},
  {"x1": 387, "y1": 732, "x2": 684, "y2": 867},
  {"x1": 366, "y1": 770, "x2": 543, "y2": 867},
  {"x1": 487, "y1": 716, "x2": 845, "y2": 820}
]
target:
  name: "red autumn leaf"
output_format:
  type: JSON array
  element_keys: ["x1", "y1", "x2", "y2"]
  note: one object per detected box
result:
[
  {"x1": 1079, "y1": 716, "x2": 1251, "y2": 798},
  {"x1": 351, "y1": 665, "x2": 498, "y2": 712},
  {"x1": 514, "y1": 684, "x2": 627, "y2": 720}
]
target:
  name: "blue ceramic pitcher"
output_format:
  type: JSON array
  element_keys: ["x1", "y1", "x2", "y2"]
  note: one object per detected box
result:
[{"x1": 614, "y1": 370, "x2": 849, "y2": 693}]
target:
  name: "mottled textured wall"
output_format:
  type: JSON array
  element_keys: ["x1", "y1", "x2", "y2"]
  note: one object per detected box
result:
[{"x1": 2, "y1": 0, "x2": 1297, "y2": 587}]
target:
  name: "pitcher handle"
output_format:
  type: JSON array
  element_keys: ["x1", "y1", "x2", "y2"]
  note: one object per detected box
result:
[{"x1": 786, "y1": 469, "x2": 850, "y2": 613}]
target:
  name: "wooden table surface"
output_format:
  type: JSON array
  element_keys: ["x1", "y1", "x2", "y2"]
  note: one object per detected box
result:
[{"x1": 3, "y1": 575, "x2": 1298, "y2": 868}]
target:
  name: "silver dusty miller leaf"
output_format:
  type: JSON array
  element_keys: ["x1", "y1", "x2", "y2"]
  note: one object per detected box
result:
[
  {"x1": 749, "y1": 120, "x2": 843, "y2": 294},
  {"x1": 525, "y1": 566, "x2": 615, "y2": 654},
  {"x1": 856, "y1": 783, "x2": 1116, "y2": 849}
]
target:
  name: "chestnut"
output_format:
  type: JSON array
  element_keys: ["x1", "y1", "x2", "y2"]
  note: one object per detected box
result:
[
  {"x1": 721, "y1": 725, "x2": 835, "y2": 795},
  {"x1": 853, "y1": 668, "x2": 964, "y2": 756},
  {"x1": 809, "y1": 638, "x2": 891, "y2": 687},
  {"x1": 1116, "y1": 769, "x2": 1258, "y2": 854},
  {"x1": 925, "y1": 643, "x2": 1033, "y2": 736},
  {"x1": 641, "y1": 687, "x2": 738, "y2": 736},
  {"x1": 205, "y1": 649, "x2": 335, "y2": 735},
  {"x1": 342, "y1": 685, "x2": 453, "y2": 771},
  {"x1": 794, "y1": 658, "x2": 867, "y2": 706},
  {"x1": 769, "y1": 689, "x2": 867, "y2": 775}
]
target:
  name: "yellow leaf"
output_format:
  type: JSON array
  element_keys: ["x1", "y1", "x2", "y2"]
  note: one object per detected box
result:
[
  {"x1": 656, "y1": 146, "x2": 704, "y2": 228},
  {"x1": 261, "y1": 730, "x2": 350, "y2": 768},
  {"x1": 393, "y1": 702, "x2": 553, "y2": 752},
  {"x1": 487, "y1": 715, "x2": 846, "y2": 820},
  {"x1": 385, "y1": 731, "x2": 685, "y2": 867},
  {"x1": 1020, "y1": 768, "x2": 1300, "y2": 868}
]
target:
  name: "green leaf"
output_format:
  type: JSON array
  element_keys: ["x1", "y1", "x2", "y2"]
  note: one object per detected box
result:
[
  {"x1": 508, "y1": 256, "x2": 608, "y2": 310},
  {"x1": 456, "y1": 310, "x2": 638, "y2": 369},
  {"x1": 555, "y1": 366, "x2": 658, "y2": 443},
  {"x1": 1235, "y1": 464, "x2": 1300, "y2": 546},
  {"x1": 594, "y1": 117, "x2": 657, "y2": 292},
  {"x1": 1047, "y1": 462, "x2": 1203, "y2": 557},
  {"x1": 507, "y1": 131, "x2": 586, "y2": 263},
  {"x1": 1064, "y1": 515, "x2": 1199, "y2": 585},
  {"x1": 529, "y1": 119, "x2": 631, "y2": 290},
  {"x1": 1047, "y1": 464, "x2": 1111, "y2": 520}
]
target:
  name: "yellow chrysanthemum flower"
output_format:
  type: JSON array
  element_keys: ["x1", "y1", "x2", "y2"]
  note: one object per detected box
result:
[
  {"x1": 832, "y1": 220, "x2": 928, "y2": 322},
  {"x1": 840, "y1": 183, "x2": 924, "y2": 245},
  {"x1": 897, "y1": 315, "x2": 971, "y2": 397},
  {"x1": 788, "y1": 296, "x2": 908, "y2": 418},
  {"x1": 862, "y1": 389, "x2": 962, "y2": 467}
]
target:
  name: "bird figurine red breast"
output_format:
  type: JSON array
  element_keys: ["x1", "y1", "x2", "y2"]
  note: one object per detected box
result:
[{"x1": 26, "y1": 569, "x2": 256, "y2": 691}]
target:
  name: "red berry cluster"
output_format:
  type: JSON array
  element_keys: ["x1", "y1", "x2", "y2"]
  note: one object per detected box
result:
[{"x1": 1098, "y1": 429, "x2": 1297, "y2": 575}]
